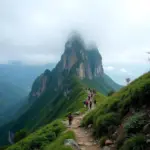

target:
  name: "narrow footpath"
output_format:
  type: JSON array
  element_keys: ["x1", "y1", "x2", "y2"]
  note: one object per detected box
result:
[{"x1": 69, "y1": 114, "x2": 100, "y2": 150}]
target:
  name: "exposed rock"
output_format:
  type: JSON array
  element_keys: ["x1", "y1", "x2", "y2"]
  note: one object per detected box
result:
[
  {"x1": 88, "y1": 124, "x2": 92, "y2": 128},
  {"x1": 143, "y1": 123, "x2": 150, "y2": 134},
  {"x1": 112, "y1": 131, "x2": 118, "y2": 140},
  {"x1": 146, "y1": 134, "x2": 150, "y2": 138},
  {"x1": 105, "y1": 140, "x2": 113, "y2": 146},
  {"x1": 146, "y1": 139, "x2": 150, "y2": 144},
  {"x1": 64, "y1": 139, "x2": 81, "y2": 150},
  {"x1": 78, "y1": 63, "x2": 85, "y2": 79}
]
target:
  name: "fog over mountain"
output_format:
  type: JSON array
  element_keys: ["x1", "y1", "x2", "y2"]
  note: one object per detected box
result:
[{"x1": 0, "y1": 0, "x2": 150, "y2": 84}]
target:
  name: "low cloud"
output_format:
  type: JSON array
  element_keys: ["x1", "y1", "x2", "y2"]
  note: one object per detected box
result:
[
  {"x1": 120, "y1": 68, "x2": 128, "y2": 73},
  {"x1": 104, "y1": 66, "x2": 115, "y2": 71}
]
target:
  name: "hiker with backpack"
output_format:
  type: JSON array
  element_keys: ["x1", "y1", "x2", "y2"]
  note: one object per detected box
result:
[
  {"x1": 89, "y1": 100, "x2": 92, "y2": 109},
  {"x1": 68, "y1": 113, "x2": 73, "y2": 126}
]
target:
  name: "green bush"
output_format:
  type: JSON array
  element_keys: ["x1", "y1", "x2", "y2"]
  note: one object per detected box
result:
[
  {"x1": 120, "y1": 135, "x2": 147, "y2": 150},
  {"x1": 14, "y1": 129, "x2": 27, "y2": 143},
  {"x1": 44, "y1": 131, "x2": 75, "y2": 150},
  {"x1": 123, "y1": 112, "x2": 146, "y2": 134},
  {"x1": 94, "y1": 112, "x2": 120, "y2": 137},
  {"x1": 100, "y1": 136, "x2": 107, "y2": 147},
  {"x1": 46, "y1": 132, "x2": 56, "y2": 141},
  {"x1": 6, "y1": 121, "x2": 65, "y2": 150}
]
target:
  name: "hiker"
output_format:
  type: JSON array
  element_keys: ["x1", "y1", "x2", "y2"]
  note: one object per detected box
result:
[
  {"x1": 68, "y1": 113, "x2": 73, "y2": 126},
  {"x1": 83, "y1": 100, "x2": 86, "y2": 107},
  {"x1": 90, "y1": 101, "x2": 92, "y2": 109},
  {"x1": 88, "y1": 95, "x2": 91, "y2": 101},
  {"x1": 85, "y1": 100, "x2": 89, "y2": 109}
]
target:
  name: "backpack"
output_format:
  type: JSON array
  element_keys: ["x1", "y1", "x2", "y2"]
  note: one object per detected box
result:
[{"x1": 68, "y1": 114, "x2": 73, "y2": 120}]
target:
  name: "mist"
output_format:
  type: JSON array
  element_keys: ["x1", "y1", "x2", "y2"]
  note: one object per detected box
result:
[{"x1": 0, "y1": 0, "x2": 150, "y2": 84}]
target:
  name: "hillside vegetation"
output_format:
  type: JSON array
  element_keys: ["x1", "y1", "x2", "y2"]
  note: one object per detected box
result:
[
  {"x1": 82, "y1": 72, "x2": 150, "y2": 149},
  {"x1": 6, "y1": 120, "x2": 75, "y2": 150},
  {"x1": 0, "y1": 76, "x2": 87, "y2": 146}
]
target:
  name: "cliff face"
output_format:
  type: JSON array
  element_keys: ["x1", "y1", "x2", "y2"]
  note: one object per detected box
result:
[
  {"x1": 29, "y1": 33, "x2": 110, "y2": 102},
  {"x1": 29, "y1": 69, "x2": 51, "y2": 102},
  {"x1": 56, "y1": 33, "x2": 104, "y2": 80}
]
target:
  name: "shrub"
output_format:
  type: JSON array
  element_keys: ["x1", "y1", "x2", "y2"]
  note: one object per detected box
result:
[
  {"x1": 94, "y1": 112, "x2": 120, "y2": 137},
  {"x1": 108, "y1": 90, "x2": 115, "y2": 96},
  {"x1": 46, "y1": 132, "x2": 56, "y2": 141},
  {"x1": 120, "y1": 135, "x2": 147, "y2": 150},
  {"x1": 6, "y1": 121, "x2": 65, "y2": 150},
  {"x1": 100, "y1": 136, "x2": 107, "y2": 147},
  {"x1": 14, "y1": 129, "x2": 27, "y2": 143},
  {"x1": 81, "y1": 110, "x2": 95, "y2": 126},
  {"x1": 29, "y1": 136, "x2": 49, "y2": 150},
  {"x1": 45, "y1": 131, "x2": 75, "y2": 150},
  {"x1": 123, "y1": 112, "x2": 146, "y2": 134}
]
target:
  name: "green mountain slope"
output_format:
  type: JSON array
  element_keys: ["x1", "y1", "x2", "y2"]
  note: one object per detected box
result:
[
  {"x1": 4, "y1": 78, "x2": 106, "y2": 150},
  {"x1": 0, "y1": 81, "x2": 28, "y2": 127},
  {"x1": 82, "y1": 72, "x2": 150, "y2": 149},
  {"x1": 0, "y1": 63, "x2": 55, "y2": 127},
  {"x1": 6, "y1": 120, "x2": 75, "y2": 150},
  {"x1": 0, "y1": 77, "x2": 88, "y2": 146}
]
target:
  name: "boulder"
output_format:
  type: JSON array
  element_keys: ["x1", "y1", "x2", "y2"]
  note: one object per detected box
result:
[
  {"x1": 105, "y1": 140, "x2": 113, "y2": 146},
  {"x1": 64, "y1": 139, "x2": 81, "y2": 150},
  {"x1": 147, "y1": 139, "x2": 150, "y2": 144},
  {"x1": 143, "y1": 123, "x2": 150, "y2": 134},
  {"x1": 88, "y1": 124, "x2": 92, "y2": 128}
]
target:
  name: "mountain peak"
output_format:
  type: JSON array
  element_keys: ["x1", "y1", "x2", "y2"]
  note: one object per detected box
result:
[{"x1": 59, "y1": 33, "x2": 103, "y2": 79}]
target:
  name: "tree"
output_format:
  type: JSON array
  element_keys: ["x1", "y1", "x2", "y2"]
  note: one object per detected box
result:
[{"x1": 126, "y1": 78, "x2": 131, "y2": 85}]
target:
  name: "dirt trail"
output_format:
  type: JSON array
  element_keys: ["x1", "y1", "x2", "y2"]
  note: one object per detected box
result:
[{"x1": 68, "y1": 114, "x2": 100, "y2": 150}]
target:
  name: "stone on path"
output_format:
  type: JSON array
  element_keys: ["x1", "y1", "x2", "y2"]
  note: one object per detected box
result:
[
  {"x1": 64, "y1": 139, "x2": 81, "y2": 150},
  {"x1": 105, "y1": 139, "x2": 113, "y2": 146}
]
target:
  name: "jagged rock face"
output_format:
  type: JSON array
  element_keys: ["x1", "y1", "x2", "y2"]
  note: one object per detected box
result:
[
  {"x1": 58, "y1": 34, "x2": 104, "y2": 80},
  {"x1": 29, "y1": 33, "x2": 104, "y2": 102},
  {"x1": 29, "y1": 69, "x2": 51, "y2": 102}
]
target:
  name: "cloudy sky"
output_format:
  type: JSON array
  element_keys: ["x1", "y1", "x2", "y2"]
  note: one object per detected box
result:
[{"x1": 0, "y1": 0, "x2": 150, "y2": 84}]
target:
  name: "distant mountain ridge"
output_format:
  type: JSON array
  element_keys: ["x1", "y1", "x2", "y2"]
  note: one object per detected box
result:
[{"x1": 0, "y1": 63, "x2": 55, "y2": 127}]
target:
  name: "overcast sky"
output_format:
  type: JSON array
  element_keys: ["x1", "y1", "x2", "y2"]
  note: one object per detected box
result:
[{"x1": 0, "y1": 0, "x2": 150, "y2": 84}]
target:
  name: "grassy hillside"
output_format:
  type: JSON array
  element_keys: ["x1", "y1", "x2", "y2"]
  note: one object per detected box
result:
[
  {"x1": 82, "y1": 72, "x2": 150, "y2": 149},
  {"x1": 6, "y1": 120, "x2": 75, "y2": 150},
  {"x1": 0, "y1": 76, "x2": 88, "y2": 146},
  {"x1": 82, "y1": 74, "x2": 122, "y2": 95}
]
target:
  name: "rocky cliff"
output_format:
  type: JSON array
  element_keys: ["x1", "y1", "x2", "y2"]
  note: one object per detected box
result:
[
  {"x1": 57, "y1": 33, "x2": 104, "y2": 80},
  {"x1": 29, "y1": 32, "x2": 119, "y2": 102}
]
